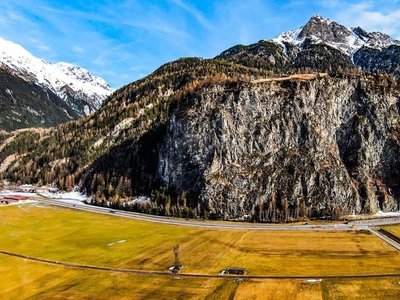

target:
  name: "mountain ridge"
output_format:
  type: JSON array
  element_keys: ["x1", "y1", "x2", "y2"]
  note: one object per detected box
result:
[
  {"x1": 0, "y1": 37, "x2": 114, "y2": 117},
  {"x1": 0, "y1": 16, "x2": 399, "y2": 221},
  {"x1": 216, "y1": 15, "x2": 400, "y2": 78},
  {"x1": 274, "y1": 15, "x2": 400, "y2": 56},
  {"x1": 0, "y1": 65, "x2": 82, "y2": 131}
]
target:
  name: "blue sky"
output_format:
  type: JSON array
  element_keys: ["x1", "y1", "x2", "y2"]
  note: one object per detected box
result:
[{"x1": 1, "y1": 0, "x2": 399, "y2": 88}]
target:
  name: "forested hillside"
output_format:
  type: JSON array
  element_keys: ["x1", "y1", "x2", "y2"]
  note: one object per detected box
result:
[
  {"x1": 0, "y1": 66, "x2": 80, "y2": 131},
  {"x1": 0, "y1": 59, "x2": 264, "y2": 209},
  {"x1": 1, "y1": 15, "x2": 400, "y2": 221},
  {"x1": 1, "y1": 57, "x2": 399, "y2": 221}
]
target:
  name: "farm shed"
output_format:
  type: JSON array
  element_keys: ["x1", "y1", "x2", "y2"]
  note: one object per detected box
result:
[{"x1": 221, "y1": 268, "x2": 246, "y2": 275}]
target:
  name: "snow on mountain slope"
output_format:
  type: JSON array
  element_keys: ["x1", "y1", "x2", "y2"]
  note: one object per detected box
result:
[
  {"x1": 274, "y1": 15, "x2": 400, "y2": 56},
  {"x1": 0, "y1": 37, "x2": 114, "y2": 112}
]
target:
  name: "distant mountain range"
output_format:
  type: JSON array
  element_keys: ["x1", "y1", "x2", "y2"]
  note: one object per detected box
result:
[
  {"x1": 1, "y1": 16, "x2": 399, "y2": 221},
  {"x1": 216, "y1": 15, "x2": 400, "y2": 77},
  {"x1": 276, "y1": 15, "x2": 400, "y2": 55},
  {"x1": 1, "y1": 16, "x2": 399, "y2": 131},
  {"x1": 0, "y1": 37, "x2": 114, "y2": 131}
]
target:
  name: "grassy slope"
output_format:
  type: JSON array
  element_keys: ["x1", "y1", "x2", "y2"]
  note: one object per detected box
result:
[{"x1": 0, "y1": 204, "x2": 400, "y2": 299}]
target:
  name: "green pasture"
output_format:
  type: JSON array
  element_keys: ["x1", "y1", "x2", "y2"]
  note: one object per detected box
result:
[{"x1": 0, "y1": 203, "x2": 400, "y2": 299}]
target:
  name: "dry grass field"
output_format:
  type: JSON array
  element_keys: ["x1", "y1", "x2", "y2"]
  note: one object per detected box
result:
[
  {"x1": 0, "y1": 254, "x2": 235, "y2": 300},
  {"x1": 0, "y1": 203, "x2": 400, "y2": 299},
  {"x1": 234, "y1": 277, "x2": 400, "y2": 300},
  {"x1": 383, "y1": 223, "x2": 400, "y2": 236}
]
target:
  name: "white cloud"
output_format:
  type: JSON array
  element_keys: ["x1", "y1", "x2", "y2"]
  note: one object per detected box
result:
[
  {"x1": 72, "y1": 46, "x2": 85, "y2": 54},
  {"x1": 210, "y1": 0, "x2": 277, "y2": 48},
  {"x1": 91, "y1": 58, "x2": 107, "y2": 66},
  {"x1": 29, "y1": 38, "x2": 50, "y2": 51},
  {"x1": 122, "y1": 19, "x2": 188, "y2": 37},
  {"x1": 322, "y1": 0, "x2": 400, "y2": 38},
  {"x1": 169, "y1": 0, "x2": 213, "y2": 30},
  {"x1": 357, "y1": 10, "x2": 400, "y2": 37},
  {"x1": 36, "y1": 44, "x2": 50, "y2": 51},
  {"x1": 7, "y1": 10, "x2": 27, "y2": 23}
]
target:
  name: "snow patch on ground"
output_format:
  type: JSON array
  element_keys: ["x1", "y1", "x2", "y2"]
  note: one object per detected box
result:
[
  {"x1": 37, "y1": 191, "x2": 88, "y2": 206},
  {"x1": 1, "y1": 189, "x2": 90, "y2": 207},
  {"x1": 126, "y1": 196, "x2": 150, "y2": 205},
  {"x1": 107, "y1": 240, "x2": 128, "y2": 246},
  {"x1": 375, "y1": 211, "x2": 400, "y2": 217}
]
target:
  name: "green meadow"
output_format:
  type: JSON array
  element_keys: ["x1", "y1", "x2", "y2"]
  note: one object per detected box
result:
[{"x1": 0, "y1": 203, "x2": 400, "y2": 299}]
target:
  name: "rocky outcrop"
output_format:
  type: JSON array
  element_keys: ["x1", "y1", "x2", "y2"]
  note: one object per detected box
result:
[{"x1": 158, "y1": 75, "x2": 400, "y2": 221}]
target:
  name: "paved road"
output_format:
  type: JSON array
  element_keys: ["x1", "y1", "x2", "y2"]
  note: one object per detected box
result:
[
  {"x1": 367, "y1": 228, "x2": 400, "y2": 251},
  {"x1": 35, "y1": 198, "x2": 400, "y2": 232}
]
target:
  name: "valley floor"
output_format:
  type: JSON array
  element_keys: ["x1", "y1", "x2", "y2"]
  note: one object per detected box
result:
[{"x1": 0, "y1": 192, "x2": 400, "y2": 299}]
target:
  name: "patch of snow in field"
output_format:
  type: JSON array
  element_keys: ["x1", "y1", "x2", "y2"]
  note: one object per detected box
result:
[
  {"x1": 37, "y1": 191, "x2": 88, "y2": 206},
  {"x1": 39, "y1": 191, "x2": 86, "y2": 200},
  {"x1": 107, "y1": 240, "x2": 128, "y2": 246}
]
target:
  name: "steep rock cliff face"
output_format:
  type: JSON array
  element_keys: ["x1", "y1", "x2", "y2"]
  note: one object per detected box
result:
[{"x1": 158, "y1": 75, "x2": 400, "y2": 221}]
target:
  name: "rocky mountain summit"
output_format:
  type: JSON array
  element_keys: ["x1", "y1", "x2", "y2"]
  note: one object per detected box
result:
[
  {"x1": 276, "y1": 15, "x2": 400, "y2": 55},
  {"x1": 0, "y1": 17, "x2": 399, "y2": 222},
  {"x1": 217, "y1": 15, "x2": 400, "y2": 78}
]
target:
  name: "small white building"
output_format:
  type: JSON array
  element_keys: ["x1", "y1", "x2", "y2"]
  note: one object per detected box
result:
[{"x1": 17, "y1": 185, "x2": 36, "y2": 193}]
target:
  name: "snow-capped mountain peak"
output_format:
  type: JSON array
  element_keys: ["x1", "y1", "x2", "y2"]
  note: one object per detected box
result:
[
  {"x1": 0, "y1": 37, "x2": 114, "y2": 115},
  {"x1": 274, "y1": 15, "x2": 400, "y2": 56}
]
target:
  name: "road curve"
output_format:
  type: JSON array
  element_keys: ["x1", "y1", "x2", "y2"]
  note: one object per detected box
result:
[
  {"x1": 35, "y1": 198, "x2": 400, "y2": 231},
  {"x1": 2, "y1": 197, "x2": 400, "y2": 279}
]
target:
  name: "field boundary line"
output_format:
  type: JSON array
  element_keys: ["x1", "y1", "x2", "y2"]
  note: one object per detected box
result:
[{"x1": 1, "y1": 249, "x2": 399, "y2": 279}]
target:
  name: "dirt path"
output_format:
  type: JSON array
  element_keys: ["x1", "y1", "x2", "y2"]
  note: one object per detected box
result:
[
  {"x1": 0, "y1": 249, "x2": 399, "y2": 279},
  {"x1": 252, "y1": 73, "x2": 328, "y2": 84},
  {"x1": 0, "y1": 154, "x2": 16, "y2": 172}
]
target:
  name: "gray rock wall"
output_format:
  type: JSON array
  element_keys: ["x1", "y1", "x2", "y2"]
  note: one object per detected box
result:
[{"x1": 158, "y1": 76, "x2": 400, "y2": 221}]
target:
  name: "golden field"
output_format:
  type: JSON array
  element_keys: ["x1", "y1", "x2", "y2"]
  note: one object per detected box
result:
[{"x1": 0, "y1": 203, "x2": 399, "y2": 299}]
